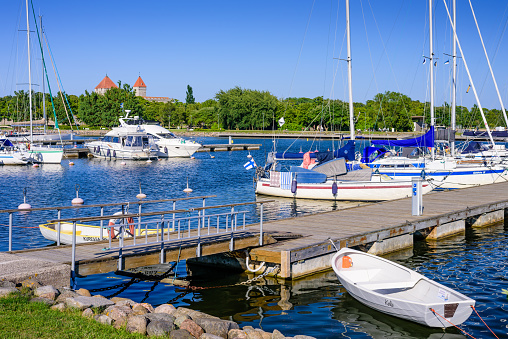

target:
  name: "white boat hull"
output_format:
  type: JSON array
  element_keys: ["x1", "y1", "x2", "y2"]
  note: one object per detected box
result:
[
  {"x1": 256, "y1": 176, "x2": 433, "y2": 201},
  {"x1": 155, "y1": 141, "x2": 201, "y2": 158},
  {"x1": 0, "y1": 151, "x2": 29, "y2": 165},
  {"x1": 331, "y1": 248, "x2": 475, "y2": 327},
  {"x1": 28, "y1": 146, "x2": 63, "y2": 164}
]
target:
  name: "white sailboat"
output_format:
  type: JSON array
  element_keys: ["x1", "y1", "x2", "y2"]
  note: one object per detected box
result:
[
  {"x1": 255, "y1": 0, "x2": 432, "y2": 202},
  {"x1": 0, "y1": 137, "x2": 30, "y2": 165}
]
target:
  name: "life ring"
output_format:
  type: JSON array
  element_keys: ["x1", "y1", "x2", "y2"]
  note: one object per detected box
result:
[{"x1": 108, "y1": 212, "x2": 135, "y2": 238}]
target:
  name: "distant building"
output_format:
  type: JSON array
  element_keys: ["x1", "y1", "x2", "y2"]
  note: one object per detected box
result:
[
  {"x1": 95, "y1": 75, "x2": 171, "y2": 103},
  {"x1": 94, "y1": 75, "x2": 118, "y2": 95}
]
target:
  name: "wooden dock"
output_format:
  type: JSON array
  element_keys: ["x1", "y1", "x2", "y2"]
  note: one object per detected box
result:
[{"x1": 5, "y1": 182, "x2": 508, "y2": 283}]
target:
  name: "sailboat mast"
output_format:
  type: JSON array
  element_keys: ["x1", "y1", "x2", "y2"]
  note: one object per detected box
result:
[
  {"x1": 429, "y1": 0, "x2": 434, "y2": 159},
  {"x1": 40, "y1": 14, "x2": 46, "y2": 134},
  {"x1": 26, "y1": 0, "x2": 33, "y2": 144},
  {"x1": 346, "y1": 0, "x2": 354, "y2": 140},
  {"x1": 451, "y1": 0, "x2": 456, "y2": 156}
]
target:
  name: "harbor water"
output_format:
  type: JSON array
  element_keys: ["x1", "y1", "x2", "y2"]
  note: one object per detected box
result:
[{"x1": 0, "y1": 136, "x2": 507, "y2": 338}]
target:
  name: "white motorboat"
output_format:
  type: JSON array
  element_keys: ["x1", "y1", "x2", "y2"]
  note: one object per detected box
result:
[
  {"x1": 0, "y1": 138, "x2": 30, "y2": 165},
  {"x1": 331, "y1": 248, "x2": 475, "y2": 328},
  {"x1": 86, "y1": 117, "x2": 159, "y2": 160},
  {"x1": 122, "y1": 116, "x2": 201, "y2": 158}
]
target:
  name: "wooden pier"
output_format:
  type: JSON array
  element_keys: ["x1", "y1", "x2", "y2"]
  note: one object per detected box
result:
[{"x1": 3, "y1": 182, "x2": 508, "y2": 286}]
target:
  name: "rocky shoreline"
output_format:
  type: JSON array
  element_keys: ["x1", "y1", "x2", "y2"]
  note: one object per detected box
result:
[{"x1": 0, "y1": 279, "x2": 315, "y2": 339}]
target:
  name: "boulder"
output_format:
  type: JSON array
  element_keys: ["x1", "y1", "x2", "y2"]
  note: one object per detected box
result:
[
  {"x1": 139, "y1": 302, "x2": 154, "y2": 313},
  {"x1": 272, "y1": 329, "x2": 285, "y2": 339},
  {"x1": 180, "y1": 319, "x2": 204, "y2": 338},
  {"x1": 170, "y1": 329, "x2": 195, "y2": 339},
  {"x1": 154, "y1": 303, "x2": 176, "y2": 315},
  {"x1": 82, "y1": 308, "x2": 94, "y2": 318},
  {"x1": 228, "y1": 329, "x2": 248, "y2": 339},
  {"x1": 50, "y1": 303, "x2": 66, "y2": 311},
  {"x1": 243, "y1": 327, "x2": 265, "y2": 339},
  {"x1": 0, "y1": 280, "x2": 16, "y2": 288},
  {"x1": 30, "y1": 297, "x2": 55, "y2": 306},
  {"x1": 76, "y1": 288, "x2": 92, "y2": 297},
  {"x1": 111, "y1": 297, "x2": 136, "y2": 306},
  {"x1": 34, "y1": 285, "x2": 60, "y2": 300},
  {"x1": 174, "y1": 307, "x2": 219, "y2": 320},
  {"x1": 66, "y1": 296, "x2": 114, "y2": 311},
  {"x1": 146, "y1": 319, "x2": 174, "y2": 337},
  {"x1": 194, "y1": 318, "x2": 234, "y2": 337},
  {"x1": 113, "y1": 317, "x2": 127, "y2": 329},
  {"x1": 103, "y1": 305, "x2": 133, "y2": 321},
  {"x1": 55, "y1": 290, "x2": 80, "y2": 303},
  {"x1": 95, "y1": 314, "x2": 113, "y2": 326},
  {"x1": 0, "y1": 287, "x2": 18, "y2": 298},
  {"x1": 293, "y1": 336, "x2": 316, "y2": 339},
  {"x1": 64, "y1": 297, "x2": 92, "y2": 310},
  {"x1": 20, "y1": 278, "x2": 41, "y2": 289},
  {"x1": 126, "y1": 315, "x2": 147, "y2": 335},
  {"x1": 145, "y1": 312, "x2": 176, "y2": 325},
  {"x1": 132, "y1": 303, "x2": 149, "y2": 315},
  {"x1": 199, "y1": 334, "x2": 223, "y2": 339},
  {"x1": 175, "y1": 314, "x2": 192, "y2": 328}
]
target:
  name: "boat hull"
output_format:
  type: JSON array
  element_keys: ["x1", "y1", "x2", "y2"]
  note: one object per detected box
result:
[
  {"x1": 331, "y1": 248, "x2": 475, "y2": 327},
  {"x1": 86, "y1": 142, "x2": 157, "y2": 160},
  {"x1": 155, "y1": 141, "x2": 201, "y2": 158},
  {"x1": 28, "y1": 146, "x2": 64, "y2": 164},
  {"x1": 256, "y1": 177, "x2": 432, "y2": 201}
]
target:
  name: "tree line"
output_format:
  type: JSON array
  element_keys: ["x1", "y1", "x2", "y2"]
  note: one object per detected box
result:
[{"x1": 0, "y1": 85, "x2": 505, "y2": 132}]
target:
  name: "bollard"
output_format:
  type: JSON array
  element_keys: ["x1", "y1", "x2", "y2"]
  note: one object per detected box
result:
[{"x1": 412, "y1": 177, "x2": 423, "y2": 216}]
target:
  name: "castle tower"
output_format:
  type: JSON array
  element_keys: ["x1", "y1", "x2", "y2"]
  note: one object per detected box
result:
[
  {"x1": 133, "y1": 76, "x2": 147, "y2": 97},
  {"x1": 94, "y1": 75, "x2": 118, "y2": 95}
]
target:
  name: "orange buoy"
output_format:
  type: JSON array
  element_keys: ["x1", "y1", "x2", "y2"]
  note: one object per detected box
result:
[{"x1": 342, "y1": 255, "x2": 353, "y2": 268}]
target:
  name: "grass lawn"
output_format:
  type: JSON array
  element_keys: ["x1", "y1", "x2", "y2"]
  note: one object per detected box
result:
[{"x1": 0, "y1": 293, "x2": 147, "y2": 339}]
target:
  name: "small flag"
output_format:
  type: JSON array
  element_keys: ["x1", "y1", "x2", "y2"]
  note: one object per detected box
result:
[
  {"x1": 434, "y1": 61, "x2": 437, "y2": 66},
  {"x1": 444, "y1": 60, "x2": 450, "y2": 64},
  {"x1": 278, "y1": 117, "x2": 285, "y2": 127},
  {"x1": 466, "y1": 84, "x2": 471, "y2": 93},
  {"x1": 244, "y1": 158, "x2": 256, "y2": 170},
  {"x1": 423, "y1": 58, "x2": 427, "y2": 64}
]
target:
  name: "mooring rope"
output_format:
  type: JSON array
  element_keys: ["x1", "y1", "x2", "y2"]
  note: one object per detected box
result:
[
  {"x1": 430, "y1": 308, "x2": 476, "y2": 339},
  {"x1": 470, "y1": 305, "x2": 500, "y2": 339}
]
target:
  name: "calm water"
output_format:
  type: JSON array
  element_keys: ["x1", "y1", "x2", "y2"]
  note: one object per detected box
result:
[{"x1": 0, "y1": 136, "x2": 507, "y2": 338}]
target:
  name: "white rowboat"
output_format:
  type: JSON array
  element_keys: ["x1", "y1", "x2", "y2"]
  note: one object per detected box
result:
[{"x1": 331, "y1": 248, "x2": 475, "y2": 327}]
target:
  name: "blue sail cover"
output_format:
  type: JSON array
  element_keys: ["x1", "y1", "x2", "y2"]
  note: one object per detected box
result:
[
  {"x1": 0, "y1": 139, "x2": 14, "y2": 147},
  {"x1": 361, "y1": 146, "x2": 388, "y2": 163},
  {"x1": 275, "y1": 140, "x2": 356, "y2": 161},
  {"x1": 373, "y1": 127, "x2": 434, "y2": 148}
]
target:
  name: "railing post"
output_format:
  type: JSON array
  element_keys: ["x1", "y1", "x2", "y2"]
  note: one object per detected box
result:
[
  {"x1": 118, "y1": 223, "x2": 124, "y2": 271},
  {"x1": 137, "y1": 203, "x2": 142, "y2": 245},
  {"x1": 259, "y1": 203, "x2": 264, "y2": 246},
  {"x1": 8, "y1": 213, "x2": 13, "y2": 252},
  {"x1": 197, "y1": 211, "x2": 201, "y2": 257},
  {"x1": 202, "y1": 198, "x2": 206, "y2": 230},
  {"x1": 99, "y1": 206, "x2": 104, "y2": 241},
  {"x1": 71, "y1": 221, "x2": 77, "y2": 278},
  {"x1": 57, "y1": 209, "x2": 61, "y2": 246},
  {"x1": 172, "y1": 200, "x2": 176, "y2": 233}
]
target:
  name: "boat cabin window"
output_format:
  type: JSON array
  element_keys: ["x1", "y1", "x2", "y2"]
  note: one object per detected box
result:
[
  {"x1": 157, "y1": 133, "x2": 176, "y2": 139},
  {"x1": 125, "y1": 136, "x2": 143, "y2": 147},
  {"x1": 112, "y1": 137, "x2": 119, "y2": 143},
  {"x1": 102, "y1": 136, "x2": 111, "y2": 142}
]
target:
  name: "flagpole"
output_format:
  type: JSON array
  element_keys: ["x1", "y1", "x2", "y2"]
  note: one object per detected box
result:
[
  {"x1": 451, "y1": 0, "x2": 456, "y2": 157},
  {"x1": 429, "y1": 0, "x2": 435, "y2": 160},
  {"x1": 346, "y1": 0, "x2": 354, "y2": 141}
]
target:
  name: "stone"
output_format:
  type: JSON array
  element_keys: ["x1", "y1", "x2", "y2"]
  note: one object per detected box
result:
[
  {"x1": 30, "y1": 297, "x2": 55, "y2": 306},
  {"x1": 132, "y1": 303, "x2": 149, "y2": 315},
  {"x1": 170, "y1": 329, "x2": 195, "y2": 339},
  {"x1": 145, "y1": 312, "x2": 176, "y2": 324},
  {"x1": 113, "y1": 317, "x2": 127, "y2": 329},
  {"x1": 55, "y1": 290, "x2": 80, "y2": 303},
  {"x1": 50, "y1": 303, "x2": 66, "y2": 311},
  {"x1": 293, "y1": 336, "x2": 316, "y2": 339},
  {"x1": 243, "y1": 327, "x2": 265, "y2": 339},
  {"x1": 111, "y1": 297, "x2": 136, "y2": 306},
  {"x1": 199, "y1": 334, "x2": 223, "y2": 339},
  {"x1": 71, "y1": 296, "x2": 114, "y2": 311},
  {"x1": 228, "y1": 329, "x2": 248, "y2": 339},
  {"x1": 174, "y1": 307, "x2": 219, "y2": 320},
  {"x1": 180, "y1": 319, "x2": 204, "y2": 338},
  {"x1": 0, "y1": 280, "x2": 16, "y2": 288},
  {"x1": 20, "y1": 278, "x2": 42, "y2": 289},
  {"x1": 34, "y1": 285, "x2": 60, "y2": 300},
  {"x1": 126, "y1": 315, "x2": 147, "y2": 335},
  {"x1": 194, "y1": 318, "x2": 232, "y2": 338},
  {"x1": 0, "y1": 287, "x2": 18, "y2": 298},
  {"x1": 146, "y1": 319, "x2": 174, "y2": 337},
  {"x1": 76, "y1": 288, "x2": 92, "y2": 297},
  {"x1": 65, "y1": 297, "x2": 92, "y2": 310},
  {"x1": 95, "y1": 314, "x2": 113, "y2": 326},
  {"x1": 272, "y1": 329, "x2": 285, "y2": 339},
  {"x1": 103, "y1": 305, "x2": 133, "y2": 321},
  {"x1": 154, "y1": 303, "x2": 176, "y2": 315},
  {"x1": 175, "y1": 314, "x2": 192, "y2": 328},
  {"x1": 140, "y1": 302, "x2": 154, "y2": 313},
  {"x1": 82, "y1": 308, "x2": 94, "y2": 318}
]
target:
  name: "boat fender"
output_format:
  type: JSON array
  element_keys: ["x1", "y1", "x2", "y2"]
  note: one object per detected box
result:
[
  {"x1": 113, "y1": 150, "x2": 116, "y2": 158},
  {"x1": 93, "y1": 146, "x2": 96, "y2": 153},
  {"x1": 332, "y1": 182, "x2": 338, "y2": 195},
  {"x1": 164, "y1": 147, "x2": 168, "y2": 154},
  {"x1": 342, "y1": 255, "x2": 353, "y2": 268},
  {"x1": 97, "y1": 146, "x2": 100, "y2": 154},
  {"x1": 291, "y1": 179, "x2": 297, "y2": 194},
  {"x1": 107, "y1": 149, "x2": 111, "y2": 157}
]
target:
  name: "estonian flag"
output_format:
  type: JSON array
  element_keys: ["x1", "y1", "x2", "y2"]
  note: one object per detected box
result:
[
  {"x1": 244, "y1": 158, "x2": 257, "y2": 170},
  {"x1": 444, "y1": 60, "x2": 450, "y2": 64}
]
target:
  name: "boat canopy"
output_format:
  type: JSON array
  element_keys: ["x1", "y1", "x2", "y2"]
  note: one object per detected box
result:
[
  {"x1": 361, "y1": 146, "x2": 388, "y2": 164},
  {"x1": 462, "y1": 141, "x2": 488, "y2": 153},
  {"x1": 373, "y1": 127, "x2": 434, "y2": 148},
  {"x1": 0, "y1": 138, "x2": 14, "y2": 147},
  {"x1": 274, "y1": 140, "x2": 356, "y2": 161}
]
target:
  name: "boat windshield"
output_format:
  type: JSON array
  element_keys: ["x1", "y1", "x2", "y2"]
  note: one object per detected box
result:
[
  {"x1": 157, "y1": 133, "x2": 177, "y2": 139},
  {"x1": 101, "y1": 136, "x2": 120, "y2": 143}
]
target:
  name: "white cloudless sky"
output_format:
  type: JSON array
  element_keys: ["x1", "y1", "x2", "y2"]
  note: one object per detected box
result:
[{"x1": 1, "y1": 0, "x2": 508, "y2": 110}]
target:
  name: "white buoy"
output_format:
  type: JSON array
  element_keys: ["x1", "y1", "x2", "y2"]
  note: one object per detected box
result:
[
  {"x1": 211, "y1": 156, "x2": 215, "y2": 159},
  {"x1": 18, "y1": 188, "x2": 31, "y2": 210},
  {"x1": 136, "y1": 182, "x2": 147, "y2": 200},
  {"x1": 121, "y1": 161, "x2": 126, "y2": 166},
  {"x1": 69, "y1": 161, "x2": 75, "y2": 166},
  {"x1": 158, "y1": 158, "x2": 162, "y2": 161},
  {"x1": 190, "y1": 156, "x2": 195, "y2": 160},
  {"x1": 71, "y1": 184, "x2": 84, "y2": 205},
  {"x1": 32, "y1": 163, "x2": 39, "y2": 168},
  {"x1": 183, "y1": 177, "x2": 193, "y2": 194},
  {"x1": 247, "y1": 154, "x2": 252, "y2": 158},
  {"x1": 146, "y1": 159, "x2": 152, "y2": 163}
]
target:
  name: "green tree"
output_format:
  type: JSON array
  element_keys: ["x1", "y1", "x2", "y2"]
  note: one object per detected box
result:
[{"x1": 186, "y1": 85, "x2": 195, "y2": 104}]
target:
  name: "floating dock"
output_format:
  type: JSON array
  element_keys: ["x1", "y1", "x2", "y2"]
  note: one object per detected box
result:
[{"x1": 2, "y1": 182, "x2": 508, "y2": 287}]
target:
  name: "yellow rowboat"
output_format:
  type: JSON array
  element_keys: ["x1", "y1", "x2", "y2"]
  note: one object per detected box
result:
[{"x1": 39, "y1": 222, "x2": 173, "y2": 245}]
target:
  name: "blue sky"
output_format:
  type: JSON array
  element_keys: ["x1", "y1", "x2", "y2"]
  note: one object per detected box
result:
[{"x1": 1, "y1": 0, "x2": 508, "y2": 110}]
